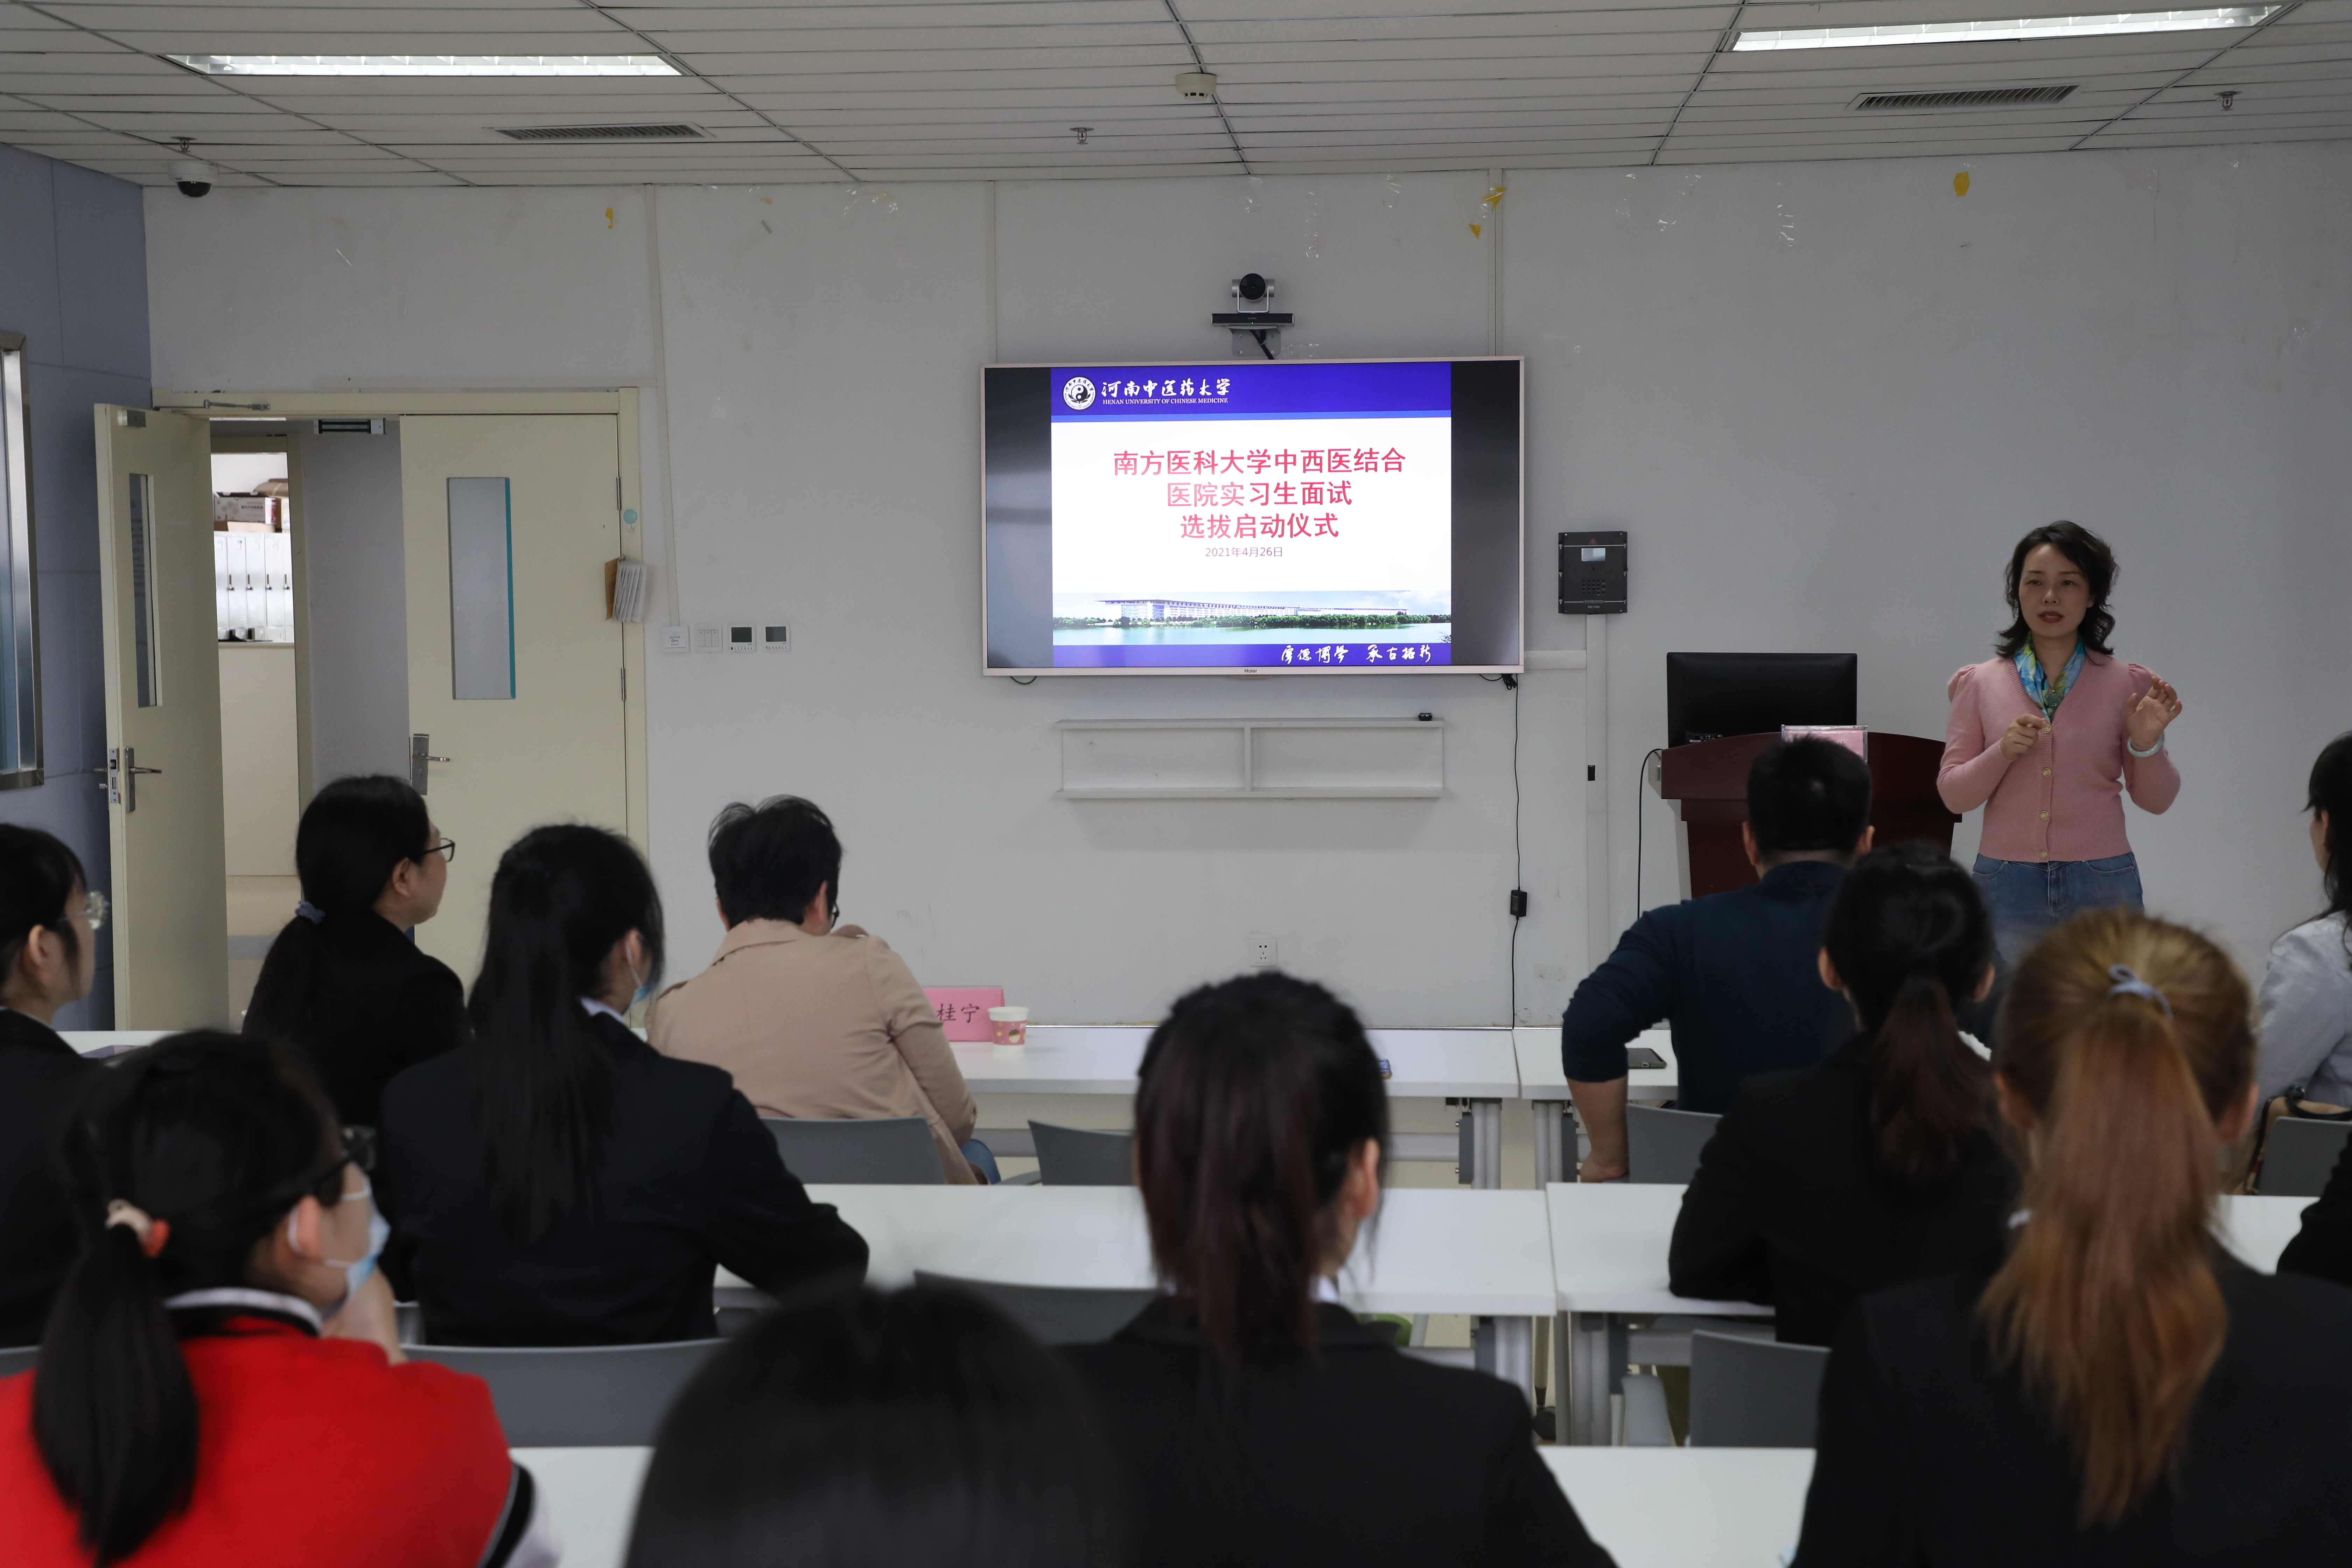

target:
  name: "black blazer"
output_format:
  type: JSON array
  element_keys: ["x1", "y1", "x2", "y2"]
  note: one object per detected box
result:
[
  {"x1": 2275, "y1": 1135, "x2": 2352, "y2": 1286},
  {"x1": 1668, "y1": 1036, "x2": 2017, "y2": 1346},
  {"x1": 1063, "y1": 1301, "x2": 1613, "y2": 1568},
  {"x1": 1795, "y1": 1262, "x2": 2352, "y2": 1566},
  {"x1": 0, "y1": 1010, "x2": 98, "y2": 1347},
  {"x1": 376, "y1": 1013, "x2": 868, "y2": 1345},
  {"x1": 262, "y1": 910, "x2": 467, "y2": 1128}
]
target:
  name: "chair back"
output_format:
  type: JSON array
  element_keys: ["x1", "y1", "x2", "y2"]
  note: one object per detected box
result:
[
  {"x1": 0, "y1": 1344, "x2": 36, "y2": 1378},
  {"x1": 1688, "y1": 1331, "x2": 1829, "y2": 1448},
  {"x1": 914, "y1": 1272, "x2": 1155, "y2": 1345},
  {"x1": 1626, "y1": 1105, "x2": 1722, "y2": 1184},
  {"x1": 763, "y1": 1115, "x2": 943, "y2": 1185},
  {"x1": 2260, "y1": 1116, "x2": 2352, "y2": 1198},
  {"x1": 1029, "y1": 1121, "x2": 1134, "y2": 1186},
  {"x1": 406, "y1": 1339, "x2": 722, "y2": 1446}
]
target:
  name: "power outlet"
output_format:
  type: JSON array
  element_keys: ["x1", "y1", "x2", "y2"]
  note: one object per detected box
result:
[{"x1": 1248, "y1": 934, "x2": 1279, "y2": 970}]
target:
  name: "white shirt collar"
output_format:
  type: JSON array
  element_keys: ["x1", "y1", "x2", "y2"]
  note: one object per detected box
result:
[
  {"x1": 580, "y1": 996, "x2": 625, "y2": 1023},
  {"x1": 161, "y1": 1286, "x2": 323, "y2": 1331}
]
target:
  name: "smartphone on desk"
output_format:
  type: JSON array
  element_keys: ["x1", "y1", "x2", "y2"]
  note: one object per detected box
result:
[{"x1": 1627, "y1": 1046, "x2": 1667, "y2": 1071}]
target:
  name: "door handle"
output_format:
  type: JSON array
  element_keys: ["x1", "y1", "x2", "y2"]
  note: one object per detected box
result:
[
  {"x1": 108, "y1": 747, "x2": 163, "y2": 811},
  {"x1": 408, "y1": 734, "x2": 453, "y2": 794}
]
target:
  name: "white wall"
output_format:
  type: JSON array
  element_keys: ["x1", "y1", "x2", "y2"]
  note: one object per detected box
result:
[{"x1": 145, "y1": 145, "x2": 2352, "y2": 1021}]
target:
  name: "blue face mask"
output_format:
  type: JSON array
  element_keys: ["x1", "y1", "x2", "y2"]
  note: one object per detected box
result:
[
  {"x1": 293, "y1": 1173, "x2": 391, "y2": 1307},
  {"x1": 628, "y1": 954, "x2": 656, "y2": 1012}
]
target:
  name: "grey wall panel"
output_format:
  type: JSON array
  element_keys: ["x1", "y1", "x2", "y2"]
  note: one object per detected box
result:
[
  {"x1": 0, "y1": 147, "x2": 62, "y2": 355},
  {"x1": 50, "y1": 161, "x2": 150, "y2": 383}
]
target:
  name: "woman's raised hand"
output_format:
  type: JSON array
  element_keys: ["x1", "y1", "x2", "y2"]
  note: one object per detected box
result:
[
  {"x1": 1999, "y1": 713, "x2": 2050, "y2": 761},
  {"x1": 2127, "y1": 678, "x2": 2183, "y2": 752}
]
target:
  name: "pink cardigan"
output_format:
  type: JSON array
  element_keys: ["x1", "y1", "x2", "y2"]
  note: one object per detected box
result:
[{"x1": 1939, "y1": 652, "x2": 2180, "y2": 863}]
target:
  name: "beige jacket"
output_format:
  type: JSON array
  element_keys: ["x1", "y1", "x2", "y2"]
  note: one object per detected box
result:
[{"x1": 648, "y1": 920, "x2": 980, "y2": 1184}]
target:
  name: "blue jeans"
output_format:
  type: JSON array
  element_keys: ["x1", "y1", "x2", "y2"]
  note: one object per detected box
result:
[
  {"x1": 1973, "y1": 852, "x2": 2144, "y2": 968},
  {"x1": 960, "y1": 1138, "x2": 1002, "y2": 1184}
]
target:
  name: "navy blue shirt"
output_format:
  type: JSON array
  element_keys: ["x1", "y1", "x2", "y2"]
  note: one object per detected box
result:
[{"x1": 1561, "y1": 860, "x2": 1850, "y2": 1114}]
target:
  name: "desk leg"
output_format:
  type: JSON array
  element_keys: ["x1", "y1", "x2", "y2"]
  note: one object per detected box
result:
[
  {"x1": 1469, "y1": 1098, "x2": 1502, "y2": 1189},
  {"x1": 1474, "y1": 1316, "x2": 1535, "y2": 1410},
  {"x1": 1566, "y1": 1311, "x2": 1628, "y2": 1445},
  {"x1": 1531, "y1": 1098, "x2": 1567, "y2": 1186}
]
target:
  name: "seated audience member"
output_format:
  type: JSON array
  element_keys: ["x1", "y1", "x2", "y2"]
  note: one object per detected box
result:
[
  {"x1": 1563, "y1": 738, "x2": 1872, "y2": 1180},
  {"x1": 378, "y1": 825, "x2": 867, "y2": 1345},
  {"x1": 243, "y1": 775, "x2": 463, "y2": 1129},
  {"x1": 650, "y1": 796, "x2": 988, "y2": 1184},
  {"x1": 0, "y1": 1032, "x2": 554, "y2": 1568},
  {"x1": 1669, "y1": 845, "x2": 2016, "y2": 1346},
  {"x1": 2268, "y1": 735, "x2": 2352, "y2": 1282},
  {"x1": 1795, "y1": 910, "x2": 2352, "y2": 1565},
  {"x1": 0, "y1": 826, "x2": 100, "y2": 1347},
  {"x1": 625, "y1": 1284, "x2": 1115, "y2": 1568},
  {"x1": 1064, "y1": 973, "x2": 1614, "y2": 1568},
  {"x1": 2256, "y1": 733, "x2": 2352, "y2": 1107}
]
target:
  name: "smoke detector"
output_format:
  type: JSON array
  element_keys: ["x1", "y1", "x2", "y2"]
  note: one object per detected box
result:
[{"x1": 1177, "y1": 70, "x2": 1218, "y2": 100}]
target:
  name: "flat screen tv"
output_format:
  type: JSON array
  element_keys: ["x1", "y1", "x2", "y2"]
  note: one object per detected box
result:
[
  {"x1": 982, "y1": 357, "x2": 1522, "y2": 676},
  {"x1": 1664, "y1": 652, "x2": 1859, "y2": 747}
]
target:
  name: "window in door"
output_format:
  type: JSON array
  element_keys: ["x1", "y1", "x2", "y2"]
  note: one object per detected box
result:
[
  {"x1": 0, "y1": 334, "x2": 37, "y2": 785},
  {"x1": 128, "y1": 471, "x2": 161, "y2": 708},
  {"x1": 447, "y1": 476, "x2": 514, "y2": 700}
]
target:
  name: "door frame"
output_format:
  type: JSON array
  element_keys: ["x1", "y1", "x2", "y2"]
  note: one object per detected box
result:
[{"x1": 152, "y1": 389, "x2": 651, "y2": 853}]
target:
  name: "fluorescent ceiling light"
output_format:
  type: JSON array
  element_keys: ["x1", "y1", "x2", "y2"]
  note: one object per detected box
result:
[
  {"x1": 1731, "y1": 7, "x2": 2279, "y2": 50},
  {"x1": 166, "y1": 54, "x2": 679, "y2": 77}
]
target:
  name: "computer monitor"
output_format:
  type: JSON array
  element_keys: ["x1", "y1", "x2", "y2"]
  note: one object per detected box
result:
[{"x1": 1665, "y1": 652, "x2": 1858, "y2": 747}]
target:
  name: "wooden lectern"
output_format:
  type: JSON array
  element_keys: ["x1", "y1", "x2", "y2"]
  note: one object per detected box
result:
[{"x1": 1658, "y1": 733, "x2": 1960, "y2": 899}]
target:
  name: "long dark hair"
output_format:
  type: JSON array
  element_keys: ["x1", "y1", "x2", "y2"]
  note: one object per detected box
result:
[
  {"x1": 1984, "y1": 910, "x2": 2253, "y2": 1525},
  {"x1": 625, "y1": 1285, "x2": 1116, "y2": 1568},
  {"x1": 0, "y1": 822, "x2": 85, "y2": 981},
  {"x1": 35, "y1": 1032, "x2": 344, "y2": 1566},
  {"x1": 244, "y1": 775, "x2": 433, "y2": 1043},
  {"x1": 1133, "y1": 972, "x2": 1388, "y2": 1364},
  {"x1": 1995, "y1": 521, "x2": 2117, "y2": 658},
  {"x1": 469, "y1": 824, "x2": 664, "y2": 1244},
  {"x1": 1821, "y1": 845, "x2": 1997, "y2": 1198},
  {"x1": 2308, "y1": 732, "x2": 2352, "y2": 952}
]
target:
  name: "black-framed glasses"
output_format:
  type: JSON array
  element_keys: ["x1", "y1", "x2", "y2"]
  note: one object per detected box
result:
[{"x1": 426, "y1": 839, "x2": 456, "y2": 865}]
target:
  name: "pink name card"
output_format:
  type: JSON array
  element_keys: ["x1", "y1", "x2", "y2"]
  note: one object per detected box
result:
[{"x1": 925, "y1": 987, "x2": 1006, "y2": 1041}]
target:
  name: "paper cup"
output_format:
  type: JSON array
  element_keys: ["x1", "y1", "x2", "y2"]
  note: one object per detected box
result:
[{"x1": 988, "y1": 1006, "x2": 1029, "y2": 1048}]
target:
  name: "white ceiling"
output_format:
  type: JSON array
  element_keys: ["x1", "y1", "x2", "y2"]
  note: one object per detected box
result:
[{"x1": 2, "y1": 0, "x2": 2347, "y2": 187}]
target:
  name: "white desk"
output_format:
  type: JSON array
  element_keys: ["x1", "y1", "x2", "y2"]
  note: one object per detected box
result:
[
  {"x1": 1547, "y1": 1183, "x2": 1767, "y2": 1446},
  {"x1": 2217, "y1": 1193, "x2": 2318, "y2": 1271},
  {"x1": 1514, "y1": 1027, "x2": 1678, "y2": 1185},
  {"x1": 724, "y1": 1184, "x2": 1557, "y2": 1401},
  {"x1": 1545, "y1": 1447, "x2": 1812, "y2": 1568},
  {"x1": 961, "y1": 1025, "x2": 1522, "y2": 1186},
  {"x1": 514, "y1": 1447, "x2": 650, "y2": 1568},
  {"x1": 62, "y1": 1030, "x2": 172, "y2": 1059}
]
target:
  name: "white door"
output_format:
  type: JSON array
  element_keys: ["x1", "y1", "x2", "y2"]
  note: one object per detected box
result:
[
  {"x1": 94, "y1": 406, "x2": 229, "y2": 1027},
  {"x1": 401, "y1": 415, "x2": 628, "y2": 979}
]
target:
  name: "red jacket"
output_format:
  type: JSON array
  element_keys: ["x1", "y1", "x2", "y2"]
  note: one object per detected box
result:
[{"x1": 0, "y1": 1317, "x2": 515, "y2": 1568}]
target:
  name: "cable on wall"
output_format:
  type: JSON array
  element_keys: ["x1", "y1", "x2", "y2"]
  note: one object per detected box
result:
[
  {"x1": 1634, "y1": 747, "x2": 1664, "y2": 919},
  {"x1": 1485, "y1": 672, "x2": 1524, "y2": 1021}
]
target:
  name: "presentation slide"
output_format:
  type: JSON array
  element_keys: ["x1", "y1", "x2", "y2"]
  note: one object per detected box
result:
[{"x1": 1046, "y1": 362, "x2": 1455, "y2": 669}]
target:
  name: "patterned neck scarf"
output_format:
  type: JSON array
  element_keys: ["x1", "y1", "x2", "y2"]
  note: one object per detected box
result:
[{"x1": 2014, "y1": 640, "x2": 2087, "y2": 722}]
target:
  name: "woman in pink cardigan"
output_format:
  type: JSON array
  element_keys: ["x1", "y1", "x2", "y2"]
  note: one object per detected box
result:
[{"x1": 1940, "y1": 521, "x2": 2182, "y2": 964}]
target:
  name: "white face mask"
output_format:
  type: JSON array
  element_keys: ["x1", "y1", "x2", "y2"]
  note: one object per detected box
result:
[{"x1": 289, "y1": 1172, "x2": 391, "y2": 1307}]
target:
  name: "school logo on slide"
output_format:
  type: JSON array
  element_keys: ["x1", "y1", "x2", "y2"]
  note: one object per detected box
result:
[{"x1": 1061, "y1": 377, "x2": 1097, "y2": 411}]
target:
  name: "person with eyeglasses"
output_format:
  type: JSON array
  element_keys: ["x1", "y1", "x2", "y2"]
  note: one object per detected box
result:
[
  {"x1": 0, "y1": 824, "x2": 103, "y2": 1347},
  {"x1": 0, "y1": 1031, "x2": 557, "y2": 1568},
  {"x1": 244, "y1": 775, "x2": 464, "y2": 1130}
]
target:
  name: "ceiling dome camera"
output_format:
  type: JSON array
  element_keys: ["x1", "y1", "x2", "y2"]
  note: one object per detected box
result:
[
  {"x1": 1237, "y1": 273, "x2": 1268, "y2": 302},
  {"x1": 169, "y1": 159, "x2": 214, "y2": 197}
]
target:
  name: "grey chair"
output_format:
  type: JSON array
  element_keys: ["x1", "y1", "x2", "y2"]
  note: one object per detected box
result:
[
  {"x1": 914, "y1": 1271, "x2": 1155, "y2": 1345},
  {"x1": 2259, "y1": 1116, "x2": 2352, "y2": 1198},
  {"x1": 1688, "y1": 1330, "x2": 1830, "y2": 1448},
  {"x1": 1627, "y1": 1105, "x2": 1722, "y2": 1184},
  {"x1": 0, "y1": 1344, "x2": 36, "y2": 1378},
  {"x1": 762, "y1": 1115, "x2": 943, "y2": 1185},
  {"x1": 1030, "y1": 1121, "x2": 1134, "y2": 1186},
  {"x1": 406, "y1": 1339, "x2": 722, "y2": 1446}
]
